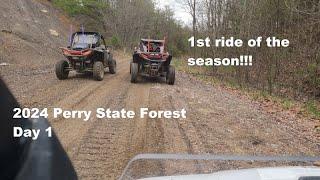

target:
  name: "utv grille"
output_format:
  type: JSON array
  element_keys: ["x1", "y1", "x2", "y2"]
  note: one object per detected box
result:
[{"x1": 150, "y1": 62, "x2": 160, "y2": 76}]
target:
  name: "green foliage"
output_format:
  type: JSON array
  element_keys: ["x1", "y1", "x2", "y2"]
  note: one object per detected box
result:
[
  {"x1": 53, "y1": 0, "x2": 83, "y2": 16},
  {"x1": 168, "y1": 44, "x2": 182, "y2": 57},
  {"x1": 171, "y1": 58, "x2": 183, "y2": 69},
  {"x1": 52, "y1": 0, "x2": 108, "y2": 33},
  {"x1": 281, "y1": 99, "x2": 294, "y2": 110},
  {"x1": 305, "y1": 100, "x2": 320, "y2": 118},
  {"x1": 306, "y1": 63, "x2": 320, "y2": 87},
  {"x1": 53, "y1": 0, "x2": 107, "y2": 16},
  {"x1": 110, "y1": 35, "x2": 121, "y2": 49}
]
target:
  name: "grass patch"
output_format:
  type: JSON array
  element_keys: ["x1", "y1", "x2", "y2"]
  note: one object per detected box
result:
[
  {"x1": 281, "y1": 99, "x2": 294, "y2": 110},
  {"x1": 52, "y1": 0, "x2": 108, "y2": 17},
  {"x1": 172, "y1": 58, "x2": 184, "y2": 71},
  {"x1": 305, "y1": 100, "x2": 320, "y2": 118}
]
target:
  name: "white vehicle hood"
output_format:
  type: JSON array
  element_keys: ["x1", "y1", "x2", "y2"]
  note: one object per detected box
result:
[{"x1": 140, "y1": 167, "x2": 320, "y2": 180}]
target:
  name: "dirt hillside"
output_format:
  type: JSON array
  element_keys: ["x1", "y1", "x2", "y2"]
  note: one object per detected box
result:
[{"x1": 0, "y1": 0, "x2": 72, "y2": 96}]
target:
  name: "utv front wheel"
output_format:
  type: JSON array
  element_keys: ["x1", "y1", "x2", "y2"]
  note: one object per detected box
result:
[
  {"x1": 109, "y1": 59, "x2": 116, "y2": 74},
  {"x1": 55, "y1": 60, "x2": 69, "y2": 80},
  {"x1": 130, "y1": 63, "x2": 138, "y2": 83},
  {"x1": 93, "y1": 61, "x2": 104, "y2": 81},
  {"x1": 166, "y1": 65, "x2": 175, "y2": 85}
]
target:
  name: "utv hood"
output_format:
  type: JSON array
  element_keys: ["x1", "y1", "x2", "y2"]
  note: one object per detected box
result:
[{"x1": 140, "y1": 167, "x2": 320, "y2": 180}]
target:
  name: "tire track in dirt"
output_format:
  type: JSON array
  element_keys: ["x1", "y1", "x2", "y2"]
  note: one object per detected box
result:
[
  {"x1": 68, "y1": 68, "x2": 154, "y2": 179},
  {"x1": 127, "y1": 84, "x2": 204, "y2": 178},
  {"x1": 49, "y1": 57, "x2": 130, "y2": 155},
  {"x1": 164, "y1": 94, "x2": 203, "y2": 175},
  {"x1": 136, "y1": 87, "x2": 167, "y2": 178},
  {"x1": 107, "y1": 83, "x2": 154, "y2": 179},
  {"x1": 71, "y1": 82, "x2": 132, "y2": 179},
  {"x1": 144, "y1": 85, "x2": 190, "y2": 154}
]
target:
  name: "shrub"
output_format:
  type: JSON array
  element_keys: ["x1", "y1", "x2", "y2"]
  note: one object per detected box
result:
[{"x1": 110, "y1": 35, "x2": 121, "y2": 49}]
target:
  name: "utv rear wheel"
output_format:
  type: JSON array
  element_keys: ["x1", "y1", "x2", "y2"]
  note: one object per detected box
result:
[
  {"x1": 93, "y1": 61, "x2": 104, "y2": 81},
  {"x1": 130, "y1": 63, "x2": 138, "y2": 83},
  {"x1": 55, "y1": 60, "x2": 69, "y2": 80},
  {"x1": 109, "y1": 59, "x2": 116, "y2": 74},
  {"x1": 166, "y1": 65, "x2": 175, "y2": 85}
]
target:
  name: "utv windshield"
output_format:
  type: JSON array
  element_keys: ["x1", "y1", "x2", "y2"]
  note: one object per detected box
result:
[{"x1": 71, "y1": 33, "x2": 99, "y2": 49}]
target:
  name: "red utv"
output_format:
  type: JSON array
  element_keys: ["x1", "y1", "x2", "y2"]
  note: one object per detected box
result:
[
  {"x1": 130, "y1": 38, "x2": 175, "y2": 85},
  {"x1": 55, "y1": 32, "x2": 116, "y2": 81}
]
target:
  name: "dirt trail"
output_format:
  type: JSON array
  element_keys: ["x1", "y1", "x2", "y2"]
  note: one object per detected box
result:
[
  {"x1": 0, "y1": 1, "x2": 319, "y2": 178},
  {"x1": 2, "y1": 53, "x2": 319, "y2": 179}
]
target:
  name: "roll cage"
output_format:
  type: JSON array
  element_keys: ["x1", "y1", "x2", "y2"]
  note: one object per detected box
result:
[
  {"x1": 139, "y1": 39, "x2": 166, "y2": 54},
  {"x1": 70, "y1": 32, "x2": 107, "y2": 49}
]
